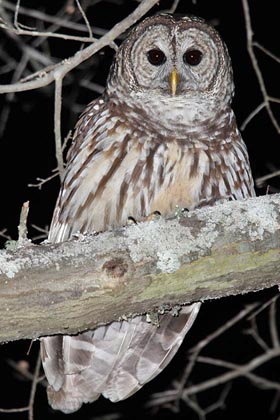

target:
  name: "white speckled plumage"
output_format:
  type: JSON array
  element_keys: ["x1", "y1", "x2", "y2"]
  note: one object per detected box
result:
[{"x1": 41, "y1": 14, "x2": 255, "y2": 413}]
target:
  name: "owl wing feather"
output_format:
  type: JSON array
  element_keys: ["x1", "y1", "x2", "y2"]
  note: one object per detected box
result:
[{"x1": 42, "y1": 306, "x2": 200, "y2": 413}]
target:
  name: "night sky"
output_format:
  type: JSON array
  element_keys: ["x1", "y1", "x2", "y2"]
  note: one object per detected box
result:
[{"x1": 0, "y1": 1, "x2": 279, "y2": 419}]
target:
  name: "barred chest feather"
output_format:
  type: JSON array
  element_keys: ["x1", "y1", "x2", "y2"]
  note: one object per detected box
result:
[{"x1": 49, "y1": 100, "x2": 255, "y2": 242}]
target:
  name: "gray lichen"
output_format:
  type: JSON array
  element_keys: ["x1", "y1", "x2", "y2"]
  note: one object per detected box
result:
[{"x1": 0, "y1": 195, "x2": 279, "y2": 280}]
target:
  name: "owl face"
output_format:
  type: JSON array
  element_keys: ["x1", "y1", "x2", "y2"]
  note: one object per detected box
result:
[
  {"x1": 130, "y1": 24, "x2": 220, "y2": 95},
  {"x1": 108, "y1": 15, "x2": 233, "y2": 109}
]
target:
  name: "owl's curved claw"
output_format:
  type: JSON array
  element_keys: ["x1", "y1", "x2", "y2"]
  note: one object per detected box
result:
[
  {"x1": 126, "y1": 211, "x2": 161, "y2": 226},
  {"x1": 145, "y1": 210, "x2": 161, "y2": 221},
  {"x1": 127, "y1": 216, "x2": 137, "y2": 225}
]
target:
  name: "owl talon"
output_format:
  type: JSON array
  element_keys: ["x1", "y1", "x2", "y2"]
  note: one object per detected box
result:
[
  {"x1": 145, "y1": 211, "x2": 162, "y2": 221},
  {"x1": 126, "y1": 211, "x2": 161, "y2": 226},
  {"x1": 127, "y1": 216, "x2": 137, "y2": 225}
]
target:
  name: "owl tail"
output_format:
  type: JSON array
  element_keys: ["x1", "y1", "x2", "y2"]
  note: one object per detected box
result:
[{"x1": 41, "y1": 302, "x2": 201, "y2": 413}]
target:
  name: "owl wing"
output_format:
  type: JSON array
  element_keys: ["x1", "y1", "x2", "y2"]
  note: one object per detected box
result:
[{"x1": 41, "y1": 304, "x2": 201, "y2": 413}]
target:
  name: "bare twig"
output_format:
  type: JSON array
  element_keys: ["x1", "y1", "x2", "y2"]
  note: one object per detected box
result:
[
  {"x1": 244, "y1": 316, "x2": 270, "y2": 352},
  {"x1": 0, "y1": 228, "x2": 11, "y2": 240},
  {"x1": 269, "y1": 296, "x2": 279, "y2": 348},
  {"x1": 13, "y1": 0, "x2": 20, "y2": 29},
  {"x1": 0, "y1": 350, "x2": 43, "y2": 417},
  {"x1": 196, "y1": 355, "x2": 280, "y2": 391},
  {"x1": 240, "y1": 102, "x2": 265, "y2": 131},
  {"x1": 148, "y1": 347, "x2": 280, "y2": 406},
  {"x1": 190, "y1": 304, "x2": 258, "y2": 354},
  {"x1": 0, "y1": 406, "x2": 29, "y2": 413},
  {"x1": 0, "y1": 52, "x2": 29, "y2": 136},
  {"x1": 253, "y1": 42, "x2": 280, "y2": 64},
  {"x1": 54, "y1": 76, "x2": 65, "y2": 180},
  {"x1": 7, "y1": 358, "x2": 45, "y2": 384},
  {"x1": 171, "y1": 303, "x2": 258, "y2": 409},
  {"x1": 28, "y1": 169, "x2": 60, "y2": 189},
  {"x1": 0, "y1": 22, "x2": 97, "y2": 43},
  {"x1": 241, "y1": 0, "x2": 280, "y2": 134},
  {"x1": 28, "y1": 351, "x2": 42, "y2": 420},
  {"x1": 75, "y1": 0, "x2": 92, "y2": 39},
  {"x1": 17, "y1": 200, "x2": 30, "y2": 247},
  {"x1": 1, "y1": 0, "x2": 108, "y2": 36},
  {"x1": 0, "y1": 0, "x2": 159, "y2": 94},
  {"x1": 255, "y1": 169, "x2": 280, "y2": 188}
]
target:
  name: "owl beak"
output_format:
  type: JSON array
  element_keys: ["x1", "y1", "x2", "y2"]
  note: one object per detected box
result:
[{"x1": 170, "y1": 69, "x2": 179, "y2": 96}]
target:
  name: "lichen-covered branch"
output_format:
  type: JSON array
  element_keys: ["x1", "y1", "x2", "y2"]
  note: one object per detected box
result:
[{"x1": 0, "y1": 194, "x2": 279, "y2": 343}]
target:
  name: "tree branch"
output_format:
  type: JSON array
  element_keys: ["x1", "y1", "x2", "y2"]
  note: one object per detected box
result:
[
  {"x1": 0, "y1": 0, "x2": 159, "y2": 93},
  {"x1": 0, "y1": 194, "x2": 280, "y2": 343}
]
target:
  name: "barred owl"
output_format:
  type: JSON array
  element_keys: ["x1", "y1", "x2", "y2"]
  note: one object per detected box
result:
[{"x1": 41, "y1": 14, "x2": 255, "y2": 413}]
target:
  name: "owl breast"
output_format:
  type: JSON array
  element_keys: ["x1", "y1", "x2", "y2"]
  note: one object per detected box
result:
[{"x1": 51, "y1": 129, "x2": 252, "y2": 245}]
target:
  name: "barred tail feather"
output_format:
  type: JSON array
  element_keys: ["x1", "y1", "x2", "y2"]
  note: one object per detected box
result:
[{"x1": 41, "y1": 304, "x2": 200, "y2": 413}]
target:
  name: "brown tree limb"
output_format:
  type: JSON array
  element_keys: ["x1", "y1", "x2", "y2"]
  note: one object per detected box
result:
[{"x1": 0, "y1": 194, "x2": 280, "y2": 343}]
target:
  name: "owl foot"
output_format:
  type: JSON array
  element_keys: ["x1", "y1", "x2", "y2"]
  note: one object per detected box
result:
[
  {"x1": 126, "y1": 211, "x2": 161, "y2": 226},
  {"x1": 127, "y1": 216, "x2": 137, "y2": 225},
  {"x1": 144, "y1": 211, "x2": 161, "y2": 222}
]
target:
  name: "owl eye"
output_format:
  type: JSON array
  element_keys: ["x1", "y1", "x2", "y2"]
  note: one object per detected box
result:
[
  {"x1": 183, "y1": 49, "x2": 203, "y2": 66},
  {"x1": 147, "y1": 49, "x2": 166, "y2": 66}
]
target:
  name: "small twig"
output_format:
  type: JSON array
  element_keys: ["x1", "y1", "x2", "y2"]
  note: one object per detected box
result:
[
  {"x1": 255, "y1": 169, "x2": 280, "y2": 188},
  {"x1": 30, "y1": 224, "x2": 49, "y2": 241},
  {"x1": 149, "y1": 347, "x2": 280, "y2": 406},
  {"x1": 190, "y1": 303, "x2": 258, "y2": 354},
  {"x1": 247, "y1": 295, "x2": 280, "y2": 320},
  {"x1": 269, "y1": 296, "x2": 279, "y2": 348},
  {"x1": 0, "y1": 406, "x2": 29, "y2": 413},
  {"x1": 241, "y1": 0, "x2": 280, "y2": 134},
  {"x1": 253, "y1": 42, "x2": 280, "y2": 64},
  {"x1": 0, "y1": 0, "x2": 160, "y2": 94},
  {"x1": 168, "y1": 303, "x2": 258, "y2": 409},
  {"x1": 0, "y1": 51, "x2": 29, "y2": 136},
  {"x1": 54, "y1": 76, "x2": 65, "y2": 180},
  {"x1": 167, "y1": 0, "x2": 181, "y2": 13},
  {"x1": 183, "y1": 394, "x2": 206, "y2": 420},
  {"x1": 28, "y1": 168, "x2": 60, "y2": 189},
  {"x1": 196, "y1": 356, "x2": 280, "y2": 391},
  {"x1": 1, "y1": 0, "x2": 109, "y2": 36},
  {"x1": 0, "y1": 22, "x2": 96, "y2": 42},
  {"x1": 80, "y1": 79, "x2": 105, "y2": 94},
  {"x1": 28, "y1": 351, "x2": 42, "y2": 420},
  {"x1": 13, "y1": 0, "x2": 21, "y2": 29},
  {"x1": 8, "y1": 358, "x2": 47, "y2": 386},
  {"x1": 269, "y1": 96, "x2": 280, "y2": 104},
  {"x1": 185, "y1": 349, "x2": 280, "y2": 396},
  {"x1": 1, "y1": 350, "x2": 44, "y2": 416},
  {"x1": 244, "y1": 316, "x2": 270, "y2": 352},
  {"x1": 203, "y1": 384, "x2": 231, "y2": 415},
  {"x1": 0, "y1": 228, "x2": 11, "y2": 240},
  {"x1": 75, "y1": 0, "x2": 92, "y2": 39},
  {"x1": 240, "y1": 102, "x2": 265, "y2": 131},
  {"x1": 17, "y1": 201, "x2": 30, "y2": 247}
]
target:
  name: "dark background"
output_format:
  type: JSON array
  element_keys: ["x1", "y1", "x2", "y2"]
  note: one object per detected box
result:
[{"x1": 0, "y1": 0, "x2": 279, "y2": 419}]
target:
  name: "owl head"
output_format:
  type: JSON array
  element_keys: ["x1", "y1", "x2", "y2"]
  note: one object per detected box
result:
[{"x1": 107, "y1": 14, "x2": 234, "y2": 118}]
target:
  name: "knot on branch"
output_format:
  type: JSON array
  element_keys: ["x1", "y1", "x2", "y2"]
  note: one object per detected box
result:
[{"x1": 102, "y1": 258, "x2": 128, "y2": 278}]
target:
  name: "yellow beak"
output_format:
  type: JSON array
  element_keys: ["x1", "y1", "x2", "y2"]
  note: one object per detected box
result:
[{"x1": 170, "y1": 68, "x2": 179, "y2": 96}]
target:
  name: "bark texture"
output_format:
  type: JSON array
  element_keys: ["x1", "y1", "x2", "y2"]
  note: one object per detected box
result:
[{"x1": 0, "y1": 194, "x2": 279, "y2": 343}]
